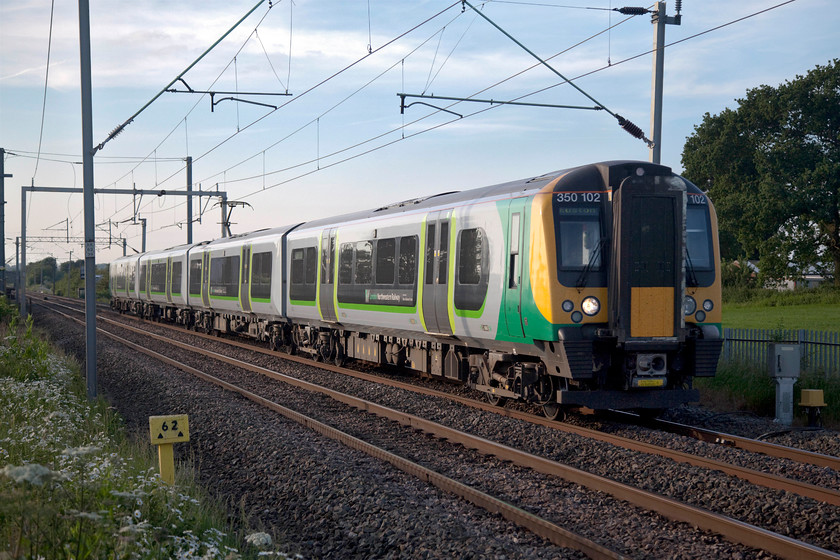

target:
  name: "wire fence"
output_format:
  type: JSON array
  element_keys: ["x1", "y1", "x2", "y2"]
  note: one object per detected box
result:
[{"x1": 723, "y1": 328, "x2": 840, "y2": 375}]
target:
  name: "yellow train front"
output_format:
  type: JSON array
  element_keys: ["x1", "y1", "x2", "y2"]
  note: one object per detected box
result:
[{"x1": 518, "y1": 161, "x2": 722, "y2": 413}]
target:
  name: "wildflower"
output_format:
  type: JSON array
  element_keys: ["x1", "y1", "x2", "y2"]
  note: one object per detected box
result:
[
  {"x1": 72, "y1": 511, "x2": 103, "y2": 521},
  {"x1": 1, "y1": 463, "x2": 65, "y2": 486},
  {"x1": 245, "y1": 532, "x2": 273, "y2": 548},
  {"x1": 62, "y1": 445, "x2": 102, "y2": 457}
]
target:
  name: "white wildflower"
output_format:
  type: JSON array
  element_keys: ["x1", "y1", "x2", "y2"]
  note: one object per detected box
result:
[
  {"x1": 1, "y1": 463, "x2": 65, "y2": 486},
  {"x1": 245, "y1": 532, "x2": 273, "y2": 548},
  {"x1": 72, "y1": 511, "x2": 103, "y2": 521},
  {"x1": 119, "y1": 521, "x2": 151, "y2": 534},
  {"x1": 62, "y1": 445, "x2": 102, "y2": 457}
]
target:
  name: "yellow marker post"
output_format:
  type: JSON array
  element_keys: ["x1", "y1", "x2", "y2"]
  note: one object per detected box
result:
[{"x1": 149, "y1": 414, "x2": 190, "y2": 484}]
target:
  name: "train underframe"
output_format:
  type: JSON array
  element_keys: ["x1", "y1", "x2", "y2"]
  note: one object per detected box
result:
[{"x1": 112, "y1": 298, "x2": 720, "y2": 418}]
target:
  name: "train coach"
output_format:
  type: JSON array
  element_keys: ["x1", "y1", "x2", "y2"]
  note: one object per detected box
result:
[{"x1": 110, "y1": 160, "x2": 722, "y2": 418}]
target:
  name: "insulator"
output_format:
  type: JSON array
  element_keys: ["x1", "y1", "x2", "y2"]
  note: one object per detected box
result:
[
  {"x1": 615, "y1": 7, "x2": 649, "y2": 16},
  {"x1": 616, "y1": 115, "x2": 644, "y2": 140},
  {"x1": 675, "y1": 0, "x2": 682, "y2": 14}
]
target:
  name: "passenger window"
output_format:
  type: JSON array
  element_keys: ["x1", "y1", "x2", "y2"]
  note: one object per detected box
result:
[
  {"x1": 305, "y1": 247, "x2": 317, "y2": 285},
  {"x1": 458, "y1": 228, "x2": 483, "y2": 285},
  {"x1": 170, "y1": 261, "x2": 182, "y2": 295},
  {"x1": 189, "y1": 259, "x2": 201, "y2": 295},
  {"x1": 399, "y1": 236, "x2": 417, "y2": 285},
  {"x1": 339, "y1": 244, "x2": 354, "y2": 284},
  {"x1": 354, "y1": 241, "x2": 372, "y2": 284},
  {"x1": 376, "y1": 238, "x2": 396, "y2": 285}
]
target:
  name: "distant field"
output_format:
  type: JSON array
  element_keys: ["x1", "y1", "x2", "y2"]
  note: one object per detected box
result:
[{"x1": 723, "y1": 303, "x2": 840, "y2": 331}]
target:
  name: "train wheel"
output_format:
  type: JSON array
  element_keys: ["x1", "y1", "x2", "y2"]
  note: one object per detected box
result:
[
  {"x1": 486, "y1": 393, "x2": 507, "y2": 407},
  {"x1": 542, "y1": 402, "x2": 565, "y2": 421},
  {"x1": 334, "y1": 343, "x2": 346, "y2": 367}
]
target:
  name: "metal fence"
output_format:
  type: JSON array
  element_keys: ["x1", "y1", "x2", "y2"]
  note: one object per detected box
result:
[{"x1": 723, "y1": 328, "x2": 840, "y2": 375}]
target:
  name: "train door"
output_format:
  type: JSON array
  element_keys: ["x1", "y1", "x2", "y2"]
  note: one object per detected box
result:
[
  {"x1": 421, "y1": 211, "x2": 454, "y2": 335},
  {"x1": 165, "y1": 257, "x2": 172, "y2": 304},
  {"x1": 240, "y1": 245, "x2": 252, "y2": 313},
  {"x1": 144, "y1": 264, "x2": 151, "y2": 300},
  {"x1": 318, "y1": 228, "x2": 337, "y2": 322},
  {"x1": 611, "y1": 176, "x2": 683, "y2": 340},
  {"x1": 201, "y1": 252, "x2": 211, "y2": 308},
  {"x1": 504, "y1": 198, "x2": 527, "y2": 338}
]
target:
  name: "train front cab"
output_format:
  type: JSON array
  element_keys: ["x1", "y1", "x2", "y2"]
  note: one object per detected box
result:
[{"x1": 537, "y1": 162, "x2": 722, "y2": 411}]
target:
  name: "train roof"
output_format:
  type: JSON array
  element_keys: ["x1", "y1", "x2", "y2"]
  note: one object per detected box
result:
[
  {"x1": 111, "y1": 161, "x2": 699, "y2": 260},
  {"x1": 296, "y1": 160, "x2": 688, "y2": 230}
]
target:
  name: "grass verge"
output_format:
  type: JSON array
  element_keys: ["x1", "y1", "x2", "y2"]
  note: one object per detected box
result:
[
  {"x1": 0, "y1": 302, "x2": 290, "y2": 559},
  {"x1": 696, "y1": 359, "x2": 840, "y2": 428}
]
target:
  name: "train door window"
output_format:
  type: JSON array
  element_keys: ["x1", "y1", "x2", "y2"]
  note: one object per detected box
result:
[
  {"x1": 438, "y1": 221, "x2": 449, "y2": 284},
  {"x1": 128, "y1": 264, "x2": 136, "y2": 291},
  {"x1": 319, "y1": 235, "x2": 335, "y2": 284},
  {"x1": 170, "y1": 261, "x2": 182, "y2": 296},
  {"x1": 338, "y1": 243, "x2": 353, "y2": 284},
  {"x1": 354, "y1": 241, "x2": 372, "y2": 284},
  {"x1": 189, "y1": 259, "x2": 202, "y2": 296},
  {"x1": 305, "y1": 247, "x2": 318, "y2": 285},
  {"x1": 398, "y1": 236, "x2": 417, "y2": 285},
  {"x1": 375, "y1": 238, "x2": 395, "y2": 285},
  {"x1": 425, "y1": 224, "x2": 435, "y2": 285},
  {"x1": 631, "y1": 197, "x2": 674, "y2": 287},
  {"x1": 250, "y1": 251, "x2": 272, "y2": 300},
  {"x1": 509, "y1": 213, "x2": 520, "y2": 288}
]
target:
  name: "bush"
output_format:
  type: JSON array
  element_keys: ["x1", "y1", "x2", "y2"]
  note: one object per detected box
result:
[{"x1": 722, "y1": 284, "x2": 840, "y2": 306}]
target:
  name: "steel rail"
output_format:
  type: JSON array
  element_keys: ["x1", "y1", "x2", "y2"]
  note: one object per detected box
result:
[
  {"x1": 39, "y1": 296, "x2": 840, "y2": 502},
  {"x1": 644, "y1": 415, "x2": 840, "y2": 471},
  {"x1": 35, "y1": 298, "x2": 840, "y2": 560},
  {"x1": 37, "y1": 301, "x2": 622, "y2": 560},
  {"x1": 92, "y1": 300, "x2": 840, "y2": 506}
]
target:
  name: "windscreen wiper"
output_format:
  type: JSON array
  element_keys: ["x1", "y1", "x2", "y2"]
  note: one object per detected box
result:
[
  {"x1": 576, "y1": 238, "x2": 606, "y2": 289},
  {"x1": 685, "y1": 246, "x2": 699, "y2": 287}
]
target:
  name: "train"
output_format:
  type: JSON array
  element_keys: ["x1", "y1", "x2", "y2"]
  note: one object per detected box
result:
[{"x1": 110, "y1": 160, "x2": 722, "y2": 418}]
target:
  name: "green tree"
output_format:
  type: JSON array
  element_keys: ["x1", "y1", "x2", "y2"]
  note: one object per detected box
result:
[{"x1": 682, "y1": 59, "x2": 840, "y2": 286}]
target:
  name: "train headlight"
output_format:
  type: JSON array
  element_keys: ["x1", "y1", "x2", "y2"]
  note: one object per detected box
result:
[
  {"x1": 581, "y1": 296, "x2": 600, "y2": 316},
  {"x1": 683, "y1": 296, "x2": 697, "y2": 316},
  {"x1": 703, "y1": 299, "x2": 714, "y2": 312},
  {"x1": 695, "y1": 310, "x2": 706, "y2": 323},
  {"x1": 562, "y1": 300, "x2": 574, "y2": 312}
]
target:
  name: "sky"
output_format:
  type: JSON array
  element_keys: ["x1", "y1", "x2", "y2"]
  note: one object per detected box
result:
[{"x1": 1, "y1": 0, "x2": 838, "y2": 267}]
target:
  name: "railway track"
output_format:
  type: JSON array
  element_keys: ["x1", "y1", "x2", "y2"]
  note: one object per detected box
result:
[
  {"x1": 33, "y1": 296, "x2": 840, "y2": 559},
  {"x1": 43, "y1": 295, "x2": 840, "y2": 503}
]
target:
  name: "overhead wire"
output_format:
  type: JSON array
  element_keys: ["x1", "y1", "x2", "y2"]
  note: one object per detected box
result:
[
  {"x1": 113, "y1": 0, "x2": 640, "y2": 229},
  {"x1": 106, "y1": 0, "x2": 798, "y2": 240},
  {"x1": 228, "y1": 0, "x2": 800, "y2": 201},
  {"x1": 119, "y1": 1, "x2": 465, "y2": 223},
  {"x1": 188, "y1": 1, "x2": 631, "y2": 192},
  {"x1": 32, "y1": 0, "x2": 57, "y2": 182}
]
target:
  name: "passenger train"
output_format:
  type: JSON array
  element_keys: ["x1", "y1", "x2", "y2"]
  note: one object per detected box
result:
[{"x1": 110, "y1": 161, "x2": 723, "y2": 418}]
